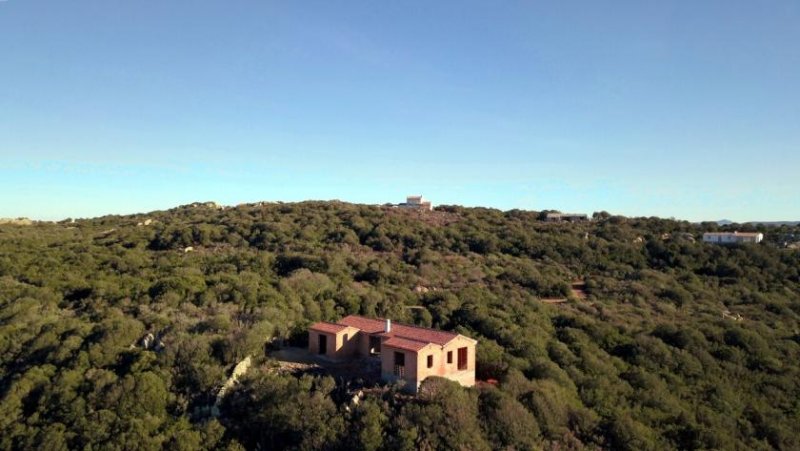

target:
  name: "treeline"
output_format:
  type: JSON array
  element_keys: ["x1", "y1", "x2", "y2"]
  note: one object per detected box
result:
[{"x1": 0, "y1": 201, "x2": 798, "y2": 450}]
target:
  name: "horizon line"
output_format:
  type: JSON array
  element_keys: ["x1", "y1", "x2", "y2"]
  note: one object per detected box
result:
[{"x1": 2, "y1": 199, "x2": 797, "y2": 225}]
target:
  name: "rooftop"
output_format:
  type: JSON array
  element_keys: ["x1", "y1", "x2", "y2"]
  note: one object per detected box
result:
[
  {"x1": 338, "y1": 315, "x2": 461, "y2": 346},
  {"x1": 309, "y1": 321, "x2": 352, "y2": 334},
  {"x1": 383, "y1": 336, "x2": 432, "y2": 352}
]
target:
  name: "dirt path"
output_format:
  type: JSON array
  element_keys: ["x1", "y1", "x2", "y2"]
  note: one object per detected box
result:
[
  {"x1": 571, "y1": 280, "x2": 588, "y2": 299},
  {"x1": 540, "y1": 281, "x2": 587, "y2": 304},
  {"x1": 541, "y1": 298, "x2": 568, "y2": 304}
]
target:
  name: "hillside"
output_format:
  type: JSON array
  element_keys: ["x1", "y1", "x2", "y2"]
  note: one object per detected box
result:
[{"x1": 1, "y1": 201, "x2": 799, "y2": 450}]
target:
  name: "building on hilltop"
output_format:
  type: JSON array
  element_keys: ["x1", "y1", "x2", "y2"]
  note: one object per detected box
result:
[
  {"x1": 308, "y1": 315, "x2": 476, "y2": 393},
  {"x1": 398, "y1": 195, "x2": 432, "y2": 211},
  {"x1": 703, "y1": 231, "x2": 763, "y2": 244},
  {"x1": 545, "y1": 212, "x2": 589, "y2": 222}
]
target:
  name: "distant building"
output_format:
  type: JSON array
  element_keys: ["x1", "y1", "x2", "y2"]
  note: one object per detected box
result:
[
  {"x1": 398, "y1": 195, "x2": 432, "y2": 211},
  {"x1": 545, "y1": 212, "x2": 588, "y2": 223},
  {"x1": 703, "y1": 232, "x2": 763, "y2": 244},
  {"x1": 309, "y1": 315, "x2": 476, "y2": 393}
]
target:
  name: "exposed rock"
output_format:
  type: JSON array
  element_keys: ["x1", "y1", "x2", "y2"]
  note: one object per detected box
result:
[
  {"x1": 0, "y1": 218, "x2": 34, "y2": 225},
  {"x1": 722, "y1": 310, "x2": 744, "y2": 321},
  {"x1": 134, "y1": 332, "x2": 166, "y2": 351},
  {"x1": 97, "y1": 228, "x2": 116, "y2": 237},
  {"x1": 188, "y1": 201, "x2": 223, "y2": 210},
  {"x1": 140, "y1": 333, "x2": 155, "y2": 349},
  {"x1": 212, "y1": 356, "x2": 252, "y2": 417},
  {"x1": 351, "y1": 390, "x2": 363, "y2": 406}
]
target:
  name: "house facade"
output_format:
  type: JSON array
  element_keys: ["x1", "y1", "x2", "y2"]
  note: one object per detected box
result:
[
  {"x1": 703, "y1": 232, "x2": 763, "y2": 244},
  {"x1": 308, "y1": 315, "x2": 476, "y2": 392}
]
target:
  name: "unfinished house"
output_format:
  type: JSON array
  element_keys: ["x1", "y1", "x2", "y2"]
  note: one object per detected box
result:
[{"x1": 308, "y1": 315, "x2": 476, "y2": 393}]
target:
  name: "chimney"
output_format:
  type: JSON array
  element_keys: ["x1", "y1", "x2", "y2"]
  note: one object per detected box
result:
[{"x1": 385, "y1": 318, "x2": 392, "y2": 333}]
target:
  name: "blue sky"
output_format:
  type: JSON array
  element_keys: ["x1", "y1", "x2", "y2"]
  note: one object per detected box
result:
[{"x1": 1, "y1": 1, "x2": 798, "y2": 221}]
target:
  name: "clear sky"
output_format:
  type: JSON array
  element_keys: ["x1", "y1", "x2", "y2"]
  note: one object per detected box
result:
[{"x1": 1, "y1": 1, "x2": 798, "y2": 221}]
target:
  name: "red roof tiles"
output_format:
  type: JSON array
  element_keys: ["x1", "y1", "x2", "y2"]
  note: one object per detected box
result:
[
  {"x1": 380, "y1": 324, "x2": 458, "y2": 346},
  {"x1": 339, "y1": 315, "x2": 387, "y2": 334},
  {"x1": 309, "y1": 321, "x2": 350, "y2": 334},
  {"x1": 383, "y1": 336, "x2": 431, "y2": 352},
  {"x1": 338, "y1": 315, "x2": 459, "y2": 346}
]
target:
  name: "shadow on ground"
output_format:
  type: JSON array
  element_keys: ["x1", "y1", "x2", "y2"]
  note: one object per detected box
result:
[{"x1": 269, "y1": 347, "x2": 382, "y2": 389}]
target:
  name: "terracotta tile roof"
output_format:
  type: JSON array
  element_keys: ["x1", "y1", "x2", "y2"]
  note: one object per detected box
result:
[
  {"x1": 339, "y1": 315, "x2": 387, "y2": 333},
  {"x1": 380, "y1": 324, "x2": 458, "y2": 345},
  {"x1": 309, "y1": 321, "x2": 349, "y2": 334},
  {"x1": 339, "y1": 315, "x2": 459, "y2": 346},
  {"x1": 383, "y1": 336, "x2": 432, "y2": 352}
]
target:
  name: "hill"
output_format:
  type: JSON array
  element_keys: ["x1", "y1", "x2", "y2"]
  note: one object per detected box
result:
[
  {"x1": 714, "y1": 219, "x2": 800, "y2": 227},
  {"x1": 1, "y1": 201, "x2": 799, "y2": 450}
]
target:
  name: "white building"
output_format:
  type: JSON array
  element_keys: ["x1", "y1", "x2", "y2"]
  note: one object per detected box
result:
[
  {"x1": 703, "y1": 232, "x2": 763, "y2": 244},
  {"x1": 398, "y1": 195, "x2": 432, "y2": 211}
]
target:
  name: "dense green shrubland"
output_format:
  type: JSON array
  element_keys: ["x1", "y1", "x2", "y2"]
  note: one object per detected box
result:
[{"x1": 0, "y1": 201, "x2": 798, "y2": 450}]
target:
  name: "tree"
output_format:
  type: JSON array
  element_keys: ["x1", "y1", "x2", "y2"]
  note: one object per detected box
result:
[
  {"x1": 479, "y1": 387, "x2": 541, "y2": 449},
  {"x1": 350, "y1": 398, "x2": 388, "y2": 451}
]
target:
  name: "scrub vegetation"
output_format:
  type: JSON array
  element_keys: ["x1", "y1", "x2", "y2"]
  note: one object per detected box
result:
[{"x1": 1, "y1": 201, "x2": 798, "y2": 450}]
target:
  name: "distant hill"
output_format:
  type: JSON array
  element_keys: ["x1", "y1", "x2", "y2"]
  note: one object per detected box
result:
[
  {"x1": 747, "y1": 221, "x2": 800, "y2": 226},
  {"x1": 1, "y1": 201, "x2": 799, "y2": 450},
  {"x1": 715, "y1": 219, "x2": 799, "y2": 226}
]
